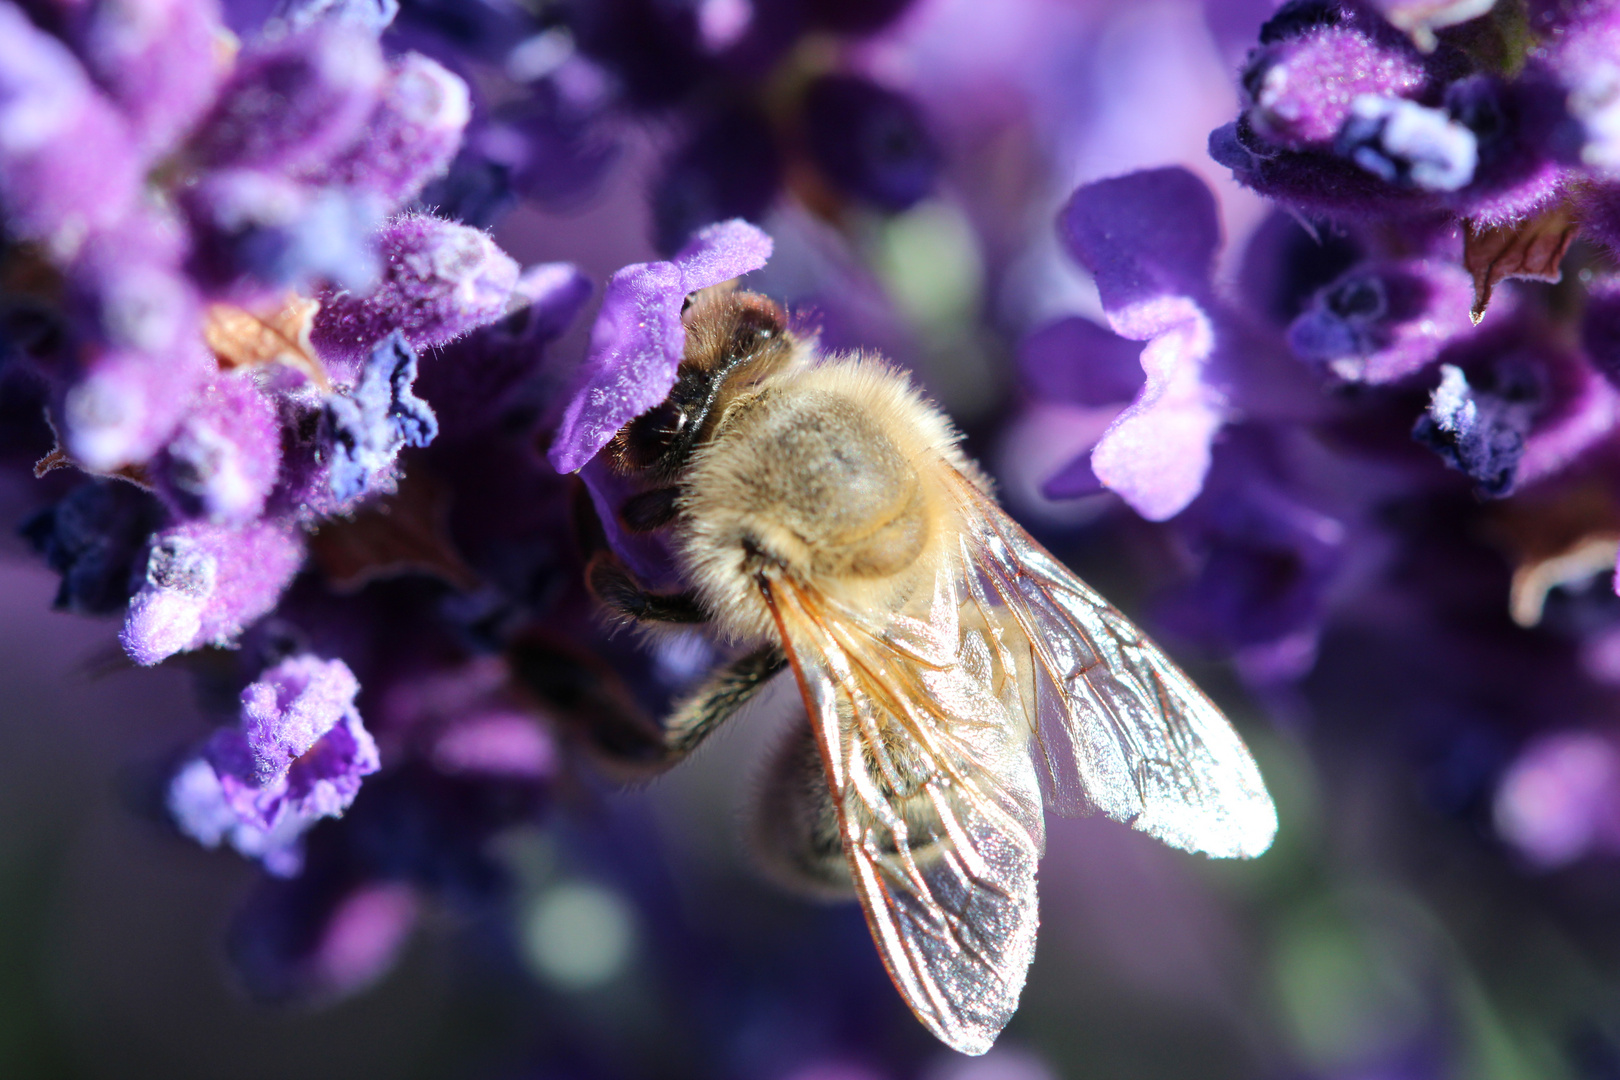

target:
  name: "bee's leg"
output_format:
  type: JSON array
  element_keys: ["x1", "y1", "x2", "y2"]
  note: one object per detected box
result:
[
  {"x1": 618, "y1": 487, "x2": 680, "y2": 533},
  {"x1": 587, "y1": 552, "x2": 709, "y2": 624},
  {"x1": 573, "y1": 479, "x2": 707, "y2": 625},
  {"x1": 663, "y1": 644, "x2": 788, "y2": 760},
  {"x1": 748, "y1": 710, "x2": 854, "y2": 895}
]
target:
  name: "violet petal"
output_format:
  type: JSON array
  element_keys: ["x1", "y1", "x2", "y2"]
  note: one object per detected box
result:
[{"x1": 547, "y1": 219, "x2": 772, "y2": 473}]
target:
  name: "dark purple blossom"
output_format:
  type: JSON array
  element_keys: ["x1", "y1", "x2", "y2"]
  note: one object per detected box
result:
[{"x1": 20, "y1": 478, "x2": 165, "y2": 614}]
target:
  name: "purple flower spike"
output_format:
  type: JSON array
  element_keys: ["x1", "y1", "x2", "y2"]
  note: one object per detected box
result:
[
  {"x1": 168, "y1": 654, "x2": 380, "y2": 875},
  {"x1": 190, "y1": 24, "x2": 386, "y2": 175},
  {"x1": 322, "y1": 331, "x2": 437, "y2": 502},
  {"x1": 154, "y1": 374, "x2": 283, "y2": 524},
  {"x1": 547, "y1": 218, "x2": 772, "y2": 474},
  {"x1": 311, "y1": 214, "x2": 521, "y2": 379},
  {"x1": 1059, "y1": 169, "x2": 1227, "y2": 520},
  {"x1": 297, "y1": 52, "x2": 471, "y2": 206},
  {"x1": 1288, "y1": 258, "x2": 1477, "y2": 383},
  {"x1": 122, "y1": 519, "x2": 307, "y2": 666},
  {"x1": 0, "y1": 4, "x2": 141, "y2": 247}
]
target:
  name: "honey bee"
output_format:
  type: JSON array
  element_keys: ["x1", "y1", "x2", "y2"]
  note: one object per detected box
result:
[{"x1": 584, "y1": 288, "x2": 1277, "y2": 1055}]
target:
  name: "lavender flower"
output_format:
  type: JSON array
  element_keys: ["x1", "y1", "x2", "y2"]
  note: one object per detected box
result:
[{"x1": 168, "y1": 654, "x2": 379, "y2": 876}]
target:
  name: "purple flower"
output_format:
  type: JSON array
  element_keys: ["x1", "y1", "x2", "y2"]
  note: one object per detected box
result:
[
  {"x1": 1494, "y1": 730, "x2": 1620, "y2": 868},
  {"x1": 190, "y1": 24, "x2": 388, "y2": 175},
  {"x1": 1288, "y1": 258, "x2": 1478, "y2": 383},
  {"x1": 801, "y1": 74, "x2": 941, "y2": 212},
  {"x1": 296, "y1": 51, "x2": 470, "y2": 206},
  {"x1": 122, "y1": 518, "x2": 308, "y2": 666},
  {"x1": 153, "y1": 374, "x2": 284, "y2": 524},
  {"x1": 0, "y1": 3, "x2": 142, "y2": 248},
  {"x1": 1412, "y1": 362, "x2": 1533, "y2": 496},
  {"x1": 310, "y1": 213, "x2": 521, "y2": 380},
  {"x1": 269, "y1": 0, "x2": 401, "y2": 36},
  {"x1": 547, "y1": 218, "x2": 773, "y2": 474},
  {"x1": 168, "y1": 654, "x2": 380, "y2": 876},
  {"x1": 1055, "y1": 167, "x2": 1227, "y2": 521}
]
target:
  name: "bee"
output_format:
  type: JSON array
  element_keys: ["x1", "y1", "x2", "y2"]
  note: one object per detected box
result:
[{"x1": 583, "y1": 287, "x2": 1278, "y2": 1055}]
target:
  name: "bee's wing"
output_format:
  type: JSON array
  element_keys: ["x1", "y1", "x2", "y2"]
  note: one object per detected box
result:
[
  {"x1": 951, "y1": 474, "x2": 1278, "y2": 859},
  {"x1": 759, "y1": 563, "x2": 1045, "y2": 1057}
]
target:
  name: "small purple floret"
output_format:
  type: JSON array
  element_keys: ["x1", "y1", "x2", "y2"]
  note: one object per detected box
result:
[
  {"x1": 122, "y1": 518, "x2": 307, "y2": 666},
  {"x1": 548, "y1": 218, "x2": 772, "y2": 474},
  {"x1": 154, "y1": 374, "x2": 284, "y2": 524},
  {"x1": 190, "y1": 24, "x2": 387, "y2": 175},
  {"x1": 168, "y1": 655, "x2": 380, "y2": 876},
  {"x1": 1288, "y1": 259, "x2": 1476, "y2": 383},
  {"x1": 1058, "y1": 168, "x2": 1227, "y2": 520},
  {"x1": 311, "y1": 214, "x2": 521, "y2": 380},
  {"x1": 297, "y1": 52, "x2": 471, "y2": 207}
]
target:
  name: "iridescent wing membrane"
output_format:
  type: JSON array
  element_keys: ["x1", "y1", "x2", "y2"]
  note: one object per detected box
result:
[
  {"x1": 958, "y1": 475, "x2": 1279, "y2": 860},
  {"x1": 758, "y1": 472, "x2": 1277, "y2": 1055},
  {"x1": 763, "y1": 565, "x2": 1044, "y2": 1056}
]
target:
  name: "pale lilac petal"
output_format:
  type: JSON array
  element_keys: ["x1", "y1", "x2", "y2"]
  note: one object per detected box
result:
[
  {"x1": 547, "y1": 219, "x2": 771, "y2": 473},
  {"x1": 1088, "y1": 299, "x2": 1225, "y2": 522}
]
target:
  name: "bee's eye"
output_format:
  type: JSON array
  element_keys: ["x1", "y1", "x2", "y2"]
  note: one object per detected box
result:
[{"x1": 728, "y1": 306, "x2": 784, "y2": 360}]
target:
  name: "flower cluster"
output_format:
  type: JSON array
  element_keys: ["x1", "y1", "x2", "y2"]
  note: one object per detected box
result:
[
  {"x1": 396, "y1": 0, "x2": 941, "y2": 249},
  {"x1": 1023, "y1": 1, "x2": 1620, "y2": 876},
  {"x1": 18, "y1": 0, "x2": 1620, "y2": 1077}
]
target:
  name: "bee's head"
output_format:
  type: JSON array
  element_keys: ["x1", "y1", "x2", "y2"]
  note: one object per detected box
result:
[{"x1": 606, "y1": 289, "x2": 794, "y2": 479}]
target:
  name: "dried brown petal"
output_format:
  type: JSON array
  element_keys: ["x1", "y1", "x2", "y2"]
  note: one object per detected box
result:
[
  {"x1": 1486, "y1": 482, "x2": 1620, "y2": 627},
  {"x1": 34, "y1": 443, "x2": 152, "y2": 488},
  {"x1": 1463, "y1": 201, "x2": 1579, "y2": 323},
  {"x1": 204, "y1": 295, "x2": 331, "y2": 391}
]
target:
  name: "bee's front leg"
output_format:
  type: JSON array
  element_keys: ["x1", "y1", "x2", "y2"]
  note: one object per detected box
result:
[
  {"x1": 587, "y1": 552, "x2": 709, "y2": 625},
  {"x1": 663, "y1": 644, "x2": 787, "y2": 760}
]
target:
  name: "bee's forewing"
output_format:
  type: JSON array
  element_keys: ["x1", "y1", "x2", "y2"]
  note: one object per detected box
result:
[
  {"x1": 954, "y1": 475, "x2": 1278, "y2": 860},
  {"x1": 761, "y1": 568, "x2": 1044, "y2": 1057}
]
